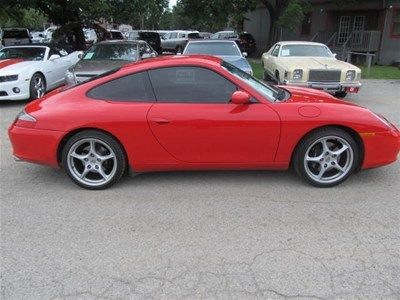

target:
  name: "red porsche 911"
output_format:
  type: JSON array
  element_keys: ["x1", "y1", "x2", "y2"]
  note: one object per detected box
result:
[{"x1": 8, "y1": 55, "x2": 399, "y2": 189}]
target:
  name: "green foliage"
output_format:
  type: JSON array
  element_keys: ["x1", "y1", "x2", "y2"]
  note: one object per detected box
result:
[
  {"x1": 0, "y1": 7, "x2": 47, "y2": 30},
  {"x1": 175, "y1": 0, "x2": 258, "y2": 32},
  {"x1": 277, "y1": 0, "x2": 309, "y2": 32}
]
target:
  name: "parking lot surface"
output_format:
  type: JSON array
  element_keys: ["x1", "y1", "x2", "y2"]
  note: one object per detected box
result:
[{"x1": 1, "y1": 80, "x2": 399, "y2": 299}]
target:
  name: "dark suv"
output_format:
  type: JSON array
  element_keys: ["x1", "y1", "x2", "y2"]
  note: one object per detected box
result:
[{"x1": 127, "y1": 31, "x2": 162, "y2": 54}]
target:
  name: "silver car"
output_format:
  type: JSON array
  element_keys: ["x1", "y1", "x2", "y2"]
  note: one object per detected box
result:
[
  {"x1": 182, "y1": 40, "x2": 253, "y2": 75},
  {"x1": 66, "y1": 40, "x2": 157, "y2": 85}
]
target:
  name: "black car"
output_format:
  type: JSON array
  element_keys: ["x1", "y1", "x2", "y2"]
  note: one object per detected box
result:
[
  {"x1": 127, "y1": 31, "x2": 162, "y2": 54},
  {"x1": 237, "y1": 32, "x2": 256, "y2": 55}
]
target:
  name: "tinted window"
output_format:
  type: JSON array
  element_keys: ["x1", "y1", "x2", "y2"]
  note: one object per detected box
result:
[
  {"x1": 4, "y1": 30, "x2": 29, "y2": 39},
  {"x1": 148, "y1": 67, "x2": 237, "y2": 103},
  {"x1": 184, "y1": 41, "x2": 240, "y2": 56},
  {"x1": 0, "y1": 47, "x2": 46, "y2": 61},
  {"x1": 87, "y1": 72, "x2": 155, "y2": 102}
]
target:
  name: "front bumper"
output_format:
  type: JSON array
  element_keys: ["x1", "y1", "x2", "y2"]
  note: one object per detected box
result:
[
  {"x1": 0, "y1": 78, "x2": 30, "y2": 100},
  {"x1": 283, "y1": 80, "x2": 362, "y2": 93},
  {"x1": 361, "y1": 128, "x2": 400, "y2": 169},
  {"x1": 8, "y1": 124, "x2": 65, "y2": 168}
]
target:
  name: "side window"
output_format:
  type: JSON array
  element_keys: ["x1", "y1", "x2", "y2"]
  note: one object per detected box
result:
[
  {"x1": 87, "y1": 72, "x2": 155, "y2": 102},
  {"x1": 170, "y1": 32, "x2": 178, "y2": 39},
  {"x1": 148, "y1": 67, "x2": 237, "y2": 103},
  {"x1": 271, "y1": 44, "x2": 280, "y2": 57}
]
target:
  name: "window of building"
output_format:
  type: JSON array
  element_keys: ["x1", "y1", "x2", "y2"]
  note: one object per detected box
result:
[
  {"x1": 148, "y1": 67, "x2": 237, "y2": 103},
  {"x1": 87, "y1": 72, "x2": 155, "y2": 102},
  {"x1": 391, "y1": 9, "x2": 400, "y2": 37}
]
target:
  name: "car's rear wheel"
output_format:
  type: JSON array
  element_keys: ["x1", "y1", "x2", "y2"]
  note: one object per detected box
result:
[
  {"x1": 29, "y1": 73, "x2": 46, "y2": 100},
  {"x1": 335, "y1": 91, "x2": 347, "y2": 98},
  {"x1": 293, "y1": 128, "x2": 359, "y2": 187},
  {"x1": 62, "y1": 130, "x2": 126, "y2": 190}
]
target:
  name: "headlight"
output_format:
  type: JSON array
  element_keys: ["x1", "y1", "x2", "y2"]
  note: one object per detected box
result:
[
  {"x1": 0, "y1": 75, "x2": 18, "y2": 82},
  {"x1": 346, "y1": 70, "x2": 356, "y2": 81},
  {"x1": 293, "y1": 69, "x2": 303, "y2": 81}
]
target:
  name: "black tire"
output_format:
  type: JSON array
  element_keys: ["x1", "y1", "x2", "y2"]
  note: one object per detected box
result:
[
  {"x1": 175, "y1": 46, "x2": 183, "y2": 54},
  {"x1": 29, "y1": 73, "x2": 46, "y2": 101},
  {"x1": 293, "y1": 127, "x2": 360, "y2": 187},
  {"x1": 335, "y1": 91, "x2": 347, "y2": 98},
  {"x1": 275, "y1": 71, "x2": 281, "y2": 84},
  {"x1": 61, "y1": 130, "x2": 127, "y2": 190},
  {"x1": 263, "y1": 70, "x2": 273, "y2": 82}
]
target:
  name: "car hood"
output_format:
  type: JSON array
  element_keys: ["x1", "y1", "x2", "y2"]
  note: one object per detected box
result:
[
  {"x1": 73, "y1": 60, "x2": 132, "y2": 75},
  {"x1": 282, "y1": 85, "x2": 360, "y2": 106},
  {"x1": 278, "y1": 57, "x2": 360, "y2": 71},
  {"x1": 220, "y1": 56, "x2": 251, "y2": 71},
  {"x1": 0, "y1": 59, "x2": 39, "y2": 75}
]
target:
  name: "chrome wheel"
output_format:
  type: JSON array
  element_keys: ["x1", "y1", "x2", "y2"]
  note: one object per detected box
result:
[
  {"x1": 304, "y1": 136, "x2": 354, "y2": 184},
  {"x1": 67, "y1": 138, "x2": 117, "y2": 187},
  {"x1": 32, "y1": 75, "x2": 45, "y2": 98}
]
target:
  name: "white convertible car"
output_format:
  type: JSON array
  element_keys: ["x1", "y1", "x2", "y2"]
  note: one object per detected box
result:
[
  {"x1": 0, "y1": 44, "x2": 81, "y2": 101},
  {"x1": 261, "y1": 41, "x2": 362, "y2": 98}
]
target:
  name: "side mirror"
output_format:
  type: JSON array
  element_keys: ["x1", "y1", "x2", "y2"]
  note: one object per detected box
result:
[
  {"x1": 78, "y1": 52, "x2": 83, "y2": 59},
  {"x1": 333, "y1": 53, "x2": 337, "y2": 58},
  {"x1": 242, "y1": 52, "x2": 248, "y2": 57},
  {"x1": 231, "y1": 91, "x2": 251, "y2": 104},
  {"x1": 49, "y1": 54, "x2": 60, "y2": 60}
]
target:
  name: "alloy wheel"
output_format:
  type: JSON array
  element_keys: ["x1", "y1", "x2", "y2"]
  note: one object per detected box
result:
[
  {"x1": 67, "y1": 138, "x2": 117, "y2": 187},
  {"x1": 303, "y1": 136, "x2": 354, "y2": 184}
]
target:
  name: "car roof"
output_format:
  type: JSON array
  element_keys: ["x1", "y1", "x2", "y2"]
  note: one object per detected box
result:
[
  {"x1": 277, "y1": 41, "x2": 327, "y2": 46},
  {"x1": 97, "y1": 40, "x2": 141, "y2": 45},
  {"x1": 122, "y1": 55, "x2": 222, "y2": 70},
  {"x1": 1, "y1": 44, "x2": 49, "y2": 49},
  {"x1": 187, "y1": 39, "x2": 236, "y2": 44}
]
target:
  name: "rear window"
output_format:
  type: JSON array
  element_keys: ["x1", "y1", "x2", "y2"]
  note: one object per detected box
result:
[
  {"x1": 139, "y1": 32, "x2": 159, "y2": 40},
  {"x1": 188, "y1": 33, "x2": 201, "y2": 39},
  {"x1": 4, "y1": 30, "x2": 29, "y2": 39}
]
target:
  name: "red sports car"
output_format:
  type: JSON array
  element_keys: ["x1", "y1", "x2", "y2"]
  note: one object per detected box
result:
[{"x1": 8, "y1": 56, "x2": 399, "y2": 189}]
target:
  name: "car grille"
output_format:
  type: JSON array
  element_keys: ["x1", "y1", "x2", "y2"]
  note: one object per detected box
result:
[
  {"x1": 0, "y1": 91, "x2": 8, "y2": 96},
  {"x1": 309, "y1": 70, "x2": 341, "y2": 82}
]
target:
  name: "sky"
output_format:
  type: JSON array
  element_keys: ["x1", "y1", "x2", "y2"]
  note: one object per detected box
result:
[{"x1": 169, "y1": 0, "x2": 177, "y2": 8}]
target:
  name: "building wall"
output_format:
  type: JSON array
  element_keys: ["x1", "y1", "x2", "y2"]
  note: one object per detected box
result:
[
  {"x1": 379, "y1": 3, "x2": 400, "y2": 64},
  {"x1": 243, "y1": 0, "x2": 400, "y2": 65},
  {"x1": 243, "y1": 5, "x2": 271, "y2": 55}
]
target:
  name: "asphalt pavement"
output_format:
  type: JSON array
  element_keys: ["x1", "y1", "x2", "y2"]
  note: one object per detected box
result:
[{"x1": 1, "y1": 80, "x2": 399, "y2": 299}]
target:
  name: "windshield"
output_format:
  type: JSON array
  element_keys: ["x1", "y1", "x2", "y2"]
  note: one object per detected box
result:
[
  {"x1": 0, "y1": 47, "x2": 46, "y2": 61},
  {"x1": 221, "y1": 61, "x2": 284, "y2": 102},
  {"x1": 185, "y1": 42, "x2": 241, "y2": 56},
  {"x1": 280, "y1": 44, "x2": 333, "y2": 57},
  {"x1": 83, "y1": 44, "x2": 138, "y2": 61},
  {"x1": 3, "y1": 30, "x2": 29, "y2": 39},
  {"x1": 110, "y1": 31, "x2": 124, "y2": 40}
]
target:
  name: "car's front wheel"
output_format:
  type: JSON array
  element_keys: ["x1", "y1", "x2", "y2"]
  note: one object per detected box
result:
[
  {"x1": 29, "y1": 73, "x2": 46, "y2": 100},
  {"x1": 335, "y1": 91, "x2": 347, "y2": 98},
  {"x1": 293, "y1": 127, "x2": 359, "y2": 187},
  {"x1": 62, "y1": 130, "x2": 126, "y2": 190}
]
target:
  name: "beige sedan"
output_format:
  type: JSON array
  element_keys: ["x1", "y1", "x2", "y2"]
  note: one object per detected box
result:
[{"x1": 261, "y1": 41, "x2": 361, "y2": 98}]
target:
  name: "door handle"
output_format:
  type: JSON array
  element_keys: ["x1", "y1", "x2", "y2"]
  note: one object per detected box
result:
[{"x1": 151, "y1": 118, "x2": 170, "y2": 124}]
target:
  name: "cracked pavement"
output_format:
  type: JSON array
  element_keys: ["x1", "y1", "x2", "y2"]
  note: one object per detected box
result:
[{"x1": 1, "y1": 80, "x2": 399, "y2": 299}]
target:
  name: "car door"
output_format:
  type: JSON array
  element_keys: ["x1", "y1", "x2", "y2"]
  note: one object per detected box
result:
[
  {"x1": 44, "y1": 48, "x2": 70, "y2": 88},
  {"x1": 147, "y1": 66, "x2": 280, "y2": 163},
  {"x1": 264, "y1": 44, "x2": 280, "y2": 78}
]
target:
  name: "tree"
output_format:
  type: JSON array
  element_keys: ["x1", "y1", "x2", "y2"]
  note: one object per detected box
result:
[{"x1": 177, "y1": 0, "x2": 258, "y2": 32}]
